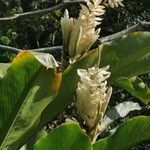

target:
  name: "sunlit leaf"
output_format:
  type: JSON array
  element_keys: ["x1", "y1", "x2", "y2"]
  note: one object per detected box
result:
[{"x1": 0, "y1": 51, "x2": 61, "y2": 150}]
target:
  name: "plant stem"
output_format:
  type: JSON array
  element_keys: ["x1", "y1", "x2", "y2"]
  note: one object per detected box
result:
[
  {"x1": 61, "y1": 55, "x2": 69, "y2": 72},
  {"x1": 87, "y1": 123, "x2": 106, "y2": 143}
]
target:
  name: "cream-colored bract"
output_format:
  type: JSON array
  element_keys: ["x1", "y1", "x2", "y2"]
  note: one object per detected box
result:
[
  {"x1": 76, "y1": 66, "x2": 112, "y2": 129},
  {"x1": 104, "y1": 0, "x2": 124, "y2": 8},
  {"x1": 61, "y1": 0, "x2": 105, "y2": 62}
]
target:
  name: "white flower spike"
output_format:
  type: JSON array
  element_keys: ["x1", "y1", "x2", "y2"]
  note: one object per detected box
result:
[
  {"x1": 76, "y1": 66, "x2": 112, "y2": 129},
  {"x1": 61, "y1": 0, "x2": 105, "y2": 62}
]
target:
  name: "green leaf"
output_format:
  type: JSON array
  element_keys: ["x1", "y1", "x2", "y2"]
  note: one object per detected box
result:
[
  {"x1": 0, "y1": 63, "x2": 11, "y2": 78},
  {"x1": 31, "y1": 52, "x2": 59, "y2": 68},
  {"x1": 114, "y1": 76, "x2": 150, "y2": 104},
  {"x1": 0, "y1": 51, "x2": 61, "y2": 150},
  {"x1": 93, "y1": 116, "x2": 150, "y2": 150},
  {"x1": 100, "y1": 32, "x2": 150, "y2": 79},
  {"x1": 38, "y1": 48, "x2": 100, "y2": 128},
  {"x1": 18, "y1": 48, "x2": 100, "y2": 149},
  {"x1": 34, "y1": 123, "x2": 92, "y2": 150},
  {"x1": 100, "y1": 32, "x2": 150, "y2": 102},
  {"x1": 0, "y1": 36, "x2": 11, "y2": 45}
]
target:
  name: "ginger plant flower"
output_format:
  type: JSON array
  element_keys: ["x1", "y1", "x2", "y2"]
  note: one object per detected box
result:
[
  {"x1": 61, "y1": 9, "x2": 73, "y2": 55},
  {"x1": 61, "y1": 0, "x2": 105, "y2": 63},
  {"x1": 76, "y1": 66, "x2": 112, "y2": 130},
  {"x1": 104, "y1": 0, "x2": 124, "y2": 8}
]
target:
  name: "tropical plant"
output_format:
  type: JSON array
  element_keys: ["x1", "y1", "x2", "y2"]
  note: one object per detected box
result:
[{"x1": 0, "y1": 0, "x2": 150, "y2": 150}]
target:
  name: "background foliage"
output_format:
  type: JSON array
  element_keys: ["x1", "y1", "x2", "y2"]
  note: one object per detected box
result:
[{"x1": 0, "y1": 0, "x2": 149, "y2": 62}]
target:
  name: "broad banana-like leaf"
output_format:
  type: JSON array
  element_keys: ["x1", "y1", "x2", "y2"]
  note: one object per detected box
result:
[
  {"x1": 34, "y1": 123, "x2": 92, "y2": 150},
  {"x1": 37, "y1": 48, "x2": 100, "y2": 128},
  {"x1": 114, "y1": 76, "x2": 150, "y2": 104},
  {"x1": 17, "y1": 48, "x2": 100, "y2": 149},
  {"x1": 0, "y1": 51, "x2": 61, "y2": 150},
  {"x1": 100, "y1": 32, "x2": 150, "y2": 103},
  {"x1": 93, "y1": 116, "x2": 150, "y2": 150}
]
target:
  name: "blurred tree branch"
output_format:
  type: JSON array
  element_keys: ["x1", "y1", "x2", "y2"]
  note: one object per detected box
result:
[
  {"x1": 98, "y1": 21, "x2": 150, "y2": 43},
  {"x1": 0, "y1": 45, "x2": 62, "y2": 54},
  {"x1": 0, "y1": 45, "x2": 21, "y2": 54},
  {"x1": 0, "y1": 0, "x2": 85, "y2": 24}
]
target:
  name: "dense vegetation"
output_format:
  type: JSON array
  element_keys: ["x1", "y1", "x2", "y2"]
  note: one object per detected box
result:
[{"x1": 0, "y1": 0, "x2": 149, "y2": 62}]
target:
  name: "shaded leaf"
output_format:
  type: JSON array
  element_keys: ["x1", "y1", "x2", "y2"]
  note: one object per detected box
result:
[
  {"x1": 93, "y1": 116, "x2": 150, "y2": 150},
  {"x1": 100, "y1": 32, "x2": 150, "y2": 102},
  {"x1": 114, "y1": 76, "x2": 150, "y2": 104},
  {"x1": 34, "y1": 123, "x2": 92, "y2": 150},
  {"x1": 100, "y1": 32, "x2": 150, "y2": 79}
]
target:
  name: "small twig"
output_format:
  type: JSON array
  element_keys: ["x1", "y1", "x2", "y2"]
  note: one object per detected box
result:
[
  {"x1": 98, "y1": 21, "x2": 150, "y2": 43},
  {"x1": 32, "y1": 46, "x2": 63, "y2": 53},
  {"x1": 0, "y1": 45, "x2": 62, "y2": 54},
  {"x1": 0, "y1": 0, "x2": 85, "y2": 23},
  {"x1": 0, "y1": 45, "x2": 21, "y2": 54}
]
